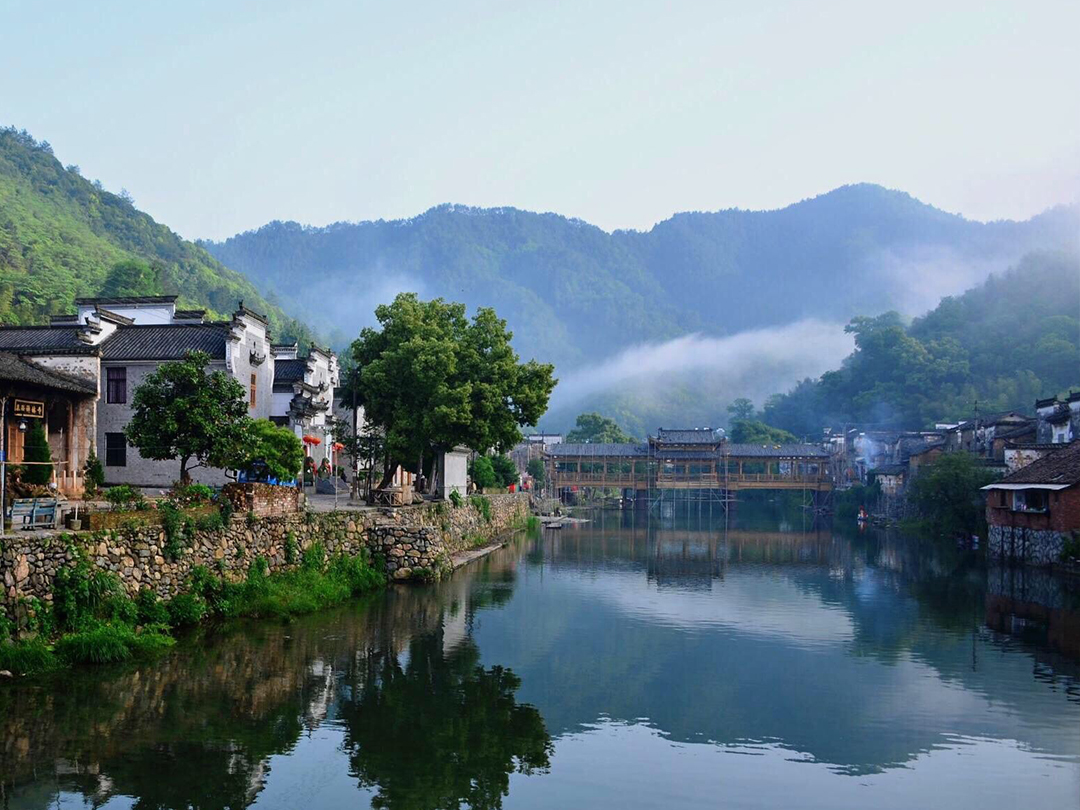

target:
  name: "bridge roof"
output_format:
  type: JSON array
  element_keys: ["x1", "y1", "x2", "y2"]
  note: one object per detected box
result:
[
  {"x1": 725, "y1": 443, "x2": 830, "y2": 458},
  {"x1": 548, "y1": 442, "x2": 649, "y2": 457},
  {"x1": 654, "y1": 428, "x2": 721, "y2": 444},
  {"x1": 547, "y1": 442, "x2": 829, "y2": 459}
]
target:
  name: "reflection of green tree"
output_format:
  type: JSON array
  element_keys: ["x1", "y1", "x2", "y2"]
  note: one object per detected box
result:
[{"x1": 341, "y1": 632, "x2": 551, "y2": 810}]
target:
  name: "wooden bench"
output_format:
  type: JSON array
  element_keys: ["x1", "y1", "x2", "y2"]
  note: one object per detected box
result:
[{"x1": 10, "y1": 498, "x2": 60, "y2": 530}]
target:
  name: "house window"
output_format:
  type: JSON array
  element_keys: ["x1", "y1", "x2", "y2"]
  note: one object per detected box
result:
[
  {"x1": 1013, "y1": 490, "x2": 1048, "y2": 513},
  {"x1": 105, "y1": 432, "x2": 127, "y2": 467},
  {"x1": 250, "y1": 373, "x2": 257, "y2": 409},
  {"x1": 106, "y1": 367, "x2": 127, "y2": 404}
]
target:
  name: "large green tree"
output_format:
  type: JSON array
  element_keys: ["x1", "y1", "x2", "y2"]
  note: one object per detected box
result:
[
  {"x1": 728, "y1": 419, "x2": 797, "y2": 444},
  {"x1": 565, "y1": 412, "x2": 635, "y2": 444},
  {"x1": 906, "y1": 453, "x2": 998, "y2": 539},
  {"x1": 347, "y1": 294, "x2": 556, "y2": 484},
  {"x1": 125, "y1": 351, "x2": 251, "y2": 482},
  {"x1": 101, "y1": 258, "x2": 162, "y2": 298},
  {"x1": 242, "y1": 419, "x2": 304, "y2": 481},
  {"x1": 726, "y1": 398, "x2": 755, "y2": 422}
]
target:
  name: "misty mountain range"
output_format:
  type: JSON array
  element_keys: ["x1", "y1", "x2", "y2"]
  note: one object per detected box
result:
[
  {"x1": 2, "y1": 121, "x2": 1075, "y2": 434},
  {"x1": 205, "y1": 185, "x2": 1078, "y2": 431}
]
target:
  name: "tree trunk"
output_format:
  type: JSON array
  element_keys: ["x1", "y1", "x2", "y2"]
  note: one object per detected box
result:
[{"x1": 180, "y1": 456, "x2": 190, "y2": 484}]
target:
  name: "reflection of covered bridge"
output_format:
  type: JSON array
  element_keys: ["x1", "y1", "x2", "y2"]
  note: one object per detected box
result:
[{"x1": 546, "y1": 428, "x2": 832, "y2": 508}]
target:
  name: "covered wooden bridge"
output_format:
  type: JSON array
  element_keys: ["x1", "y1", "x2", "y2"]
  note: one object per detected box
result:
[{"x1": 546, "y1": 428, "x2": 832, "y2": 503}]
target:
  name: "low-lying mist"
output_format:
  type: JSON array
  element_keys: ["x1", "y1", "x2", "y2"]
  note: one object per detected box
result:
[{"x1": 542, "y1": 319, "x2": 854, "y2": 436}]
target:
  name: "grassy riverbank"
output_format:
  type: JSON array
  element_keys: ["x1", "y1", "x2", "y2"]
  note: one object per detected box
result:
[{"x1": 0, "y1": 543, "x2": 385, "y2": 677}]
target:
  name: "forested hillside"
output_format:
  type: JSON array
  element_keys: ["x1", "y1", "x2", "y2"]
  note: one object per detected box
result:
[
  {"x1": 206, "y1": 187, "x2": 1078, "y2": 365},
  {"x1": 0, "y1": 127, "x2": 312, "y2": 343},
  {"x1": 761, "y1": 251, "x2": 1080, "y2": 436}
]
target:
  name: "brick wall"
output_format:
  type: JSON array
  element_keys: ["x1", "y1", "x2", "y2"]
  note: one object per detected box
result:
[{"x1": 222, "y1": 482, "x2": 300, "y2": 517}]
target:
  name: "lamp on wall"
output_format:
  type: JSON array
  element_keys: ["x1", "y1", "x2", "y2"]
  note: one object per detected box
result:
[{"x1": 18, "y1": 419, "x2": 27, "y2": 432}]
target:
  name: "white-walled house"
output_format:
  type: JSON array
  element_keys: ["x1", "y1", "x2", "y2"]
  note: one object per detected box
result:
[
  {"x1": 0, "y1": 296, "x2": 337, "y2": 491},
  {"x1": 271, "y1": 342, "x2": 339, "y2": 467}
]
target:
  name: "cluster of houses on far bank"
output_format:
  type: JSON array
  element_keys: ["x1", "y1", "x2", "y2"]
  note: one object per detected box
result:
[
  {"x1": 831, "y1": 395, "x2": 1080, "y2": 565},
  {"x1": 830, "y1": 395, "x2": 1080, "y2": 498},
  {"x1": 0, "y1": 296, "x2": 340, "y2": 493}
]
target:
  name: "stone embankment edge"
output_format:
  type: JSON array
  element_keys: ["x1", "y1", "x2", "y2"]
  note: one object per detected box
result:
[{"x1": 1, "y1": 494, "x2": 530, "y2": 622}]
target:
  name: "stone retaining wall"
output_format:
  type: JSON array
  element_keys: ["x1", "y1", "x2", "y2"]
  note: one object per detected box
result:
[
  {"x1": 1, "y1": 494, "x2": 528, "y2": 622},
  {"x1": 987, "y1": 524, "x2": 1069, "y2": 567}
]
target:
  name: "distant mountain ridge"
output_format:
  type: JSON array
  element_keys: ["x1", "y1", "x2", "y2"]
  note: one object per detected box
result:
[
  {"x1": 204, "y1": 185, "x2": 1078, "y2": 367},
  {"x1": 0, "y1": 126, "x2": 312, "y2": 344}
]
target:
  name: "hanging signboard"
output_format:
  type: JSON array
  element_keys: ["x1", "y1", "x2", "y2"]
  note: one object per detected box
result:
[{"x1": 13, "y1": 399, "x2": 45, "y2": 419}]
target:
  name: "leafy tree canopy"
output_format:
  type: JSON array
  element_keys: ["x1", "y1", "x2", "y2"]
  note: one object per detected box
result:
[
  {"x1": 763, "y1": 252, "x2": 1080, "y2": 434},
  {"x1": 469, "y1": 456, "x2": 497, "y2": 490},
  {"x1": 243, "y1": 419, "x2": 304, "y2": 481},
  {"x1": 101, "y1": 258, "x2": 162, "y2": 298},
  {"x1": 565, "y1": 413, "x2": 635, "y2": 444},
  {"x1": 491, "y1": 454, "x2": 519, "y2": 488},
  {"x1": 906, "y1": 453, "x2": 998, "y2": 539},
  {"x1": 348, "y1": 294, "x2": 556, "y2": 472},
  {"x1": 124, "y1": 351, "x2": 251, "y2": 482},
  {"x1": 526, "y1": 457, "x2": 545, "y2": 485},
  {"x1": 728, "y1": 419, "x2": 797, "y2": 444},
  {"x1": 726, "y1": 398, "x2": 755, "y2": 422}
]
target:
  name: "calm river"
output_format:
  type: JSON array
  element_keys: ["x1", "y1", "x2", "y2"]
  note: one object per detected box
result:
[{"x1": 2, "y1": 509, "x2": 1079, "y2": 809}]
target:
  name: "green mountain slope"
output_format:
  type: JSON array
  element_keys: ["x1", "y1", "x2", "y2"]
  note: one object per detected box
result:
[
  {"x1": 205, "y1": 188, "x2": 1078, "y2": 369},
  {"x1": 761, "y1": 251, "x2": 1080, "y2": 435},
  {"x1": 0, "y1": 127, "x2": 312, "y2": 342}
]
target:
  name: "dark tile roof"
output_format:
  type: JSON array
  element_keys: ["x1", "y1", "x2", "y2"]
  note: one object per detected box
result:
[
  {"x1": 99, "y1": 324, "x2": 229, "y2": 361},
  {"x1": 995, "y1": 441, "x2": 1080, "y2": 486},
  {"x1": 0, "y1": 352, "x2": 97, "y2": 394},
  {"x1": 0, "y1": 326, "x2": 95, "y2": 354},
  {"x1": 901, "y1": 437, "x2": 946, "y2": 460},
  {"x1": 235, "y1": 305, "x2": 269, "y2": 325},
  {"x1": 655, "y1": 428, "x2": 721, "y2": 444},
  {"x1": 996, "y1": 423, "x2": 1036, "y2": 440},
  {"x1": 273, "y1": 358, "x2": 307, "y2": 383},
  {"x1": 548, "y1": 443, "x2": 649, "y2": 458},
  {"x1": 75, "y1": 295, "x2": 177, "y2": 306},
  {"x1": 547, "y1": 442, "x2": 829, "y2": 459},
  {"x1": 1035, "y1": 397, "x2": 1060, "y2": 409},
  {"x1": 1046, "y1": 405, "x2": 1072, "y2": 425},
  {"x1": 870, "y1": 464, "x2": 906, "y2": 476},
  {"x1": 724, "y1": 443, "x2": 830, "y2": 458}
]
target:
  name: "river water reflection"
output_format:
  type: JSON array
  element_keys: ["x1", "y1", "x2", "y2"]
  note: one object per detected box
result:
[{"x1": 2, "y1": 510, "x2": 1078, "y2": 809}]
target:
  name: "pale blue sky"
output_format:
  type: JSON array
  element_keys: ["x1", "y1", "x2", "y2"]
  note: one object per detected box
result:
[{"x1": 2, "y1": 0, "x2": 1077, "y2": 240}]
